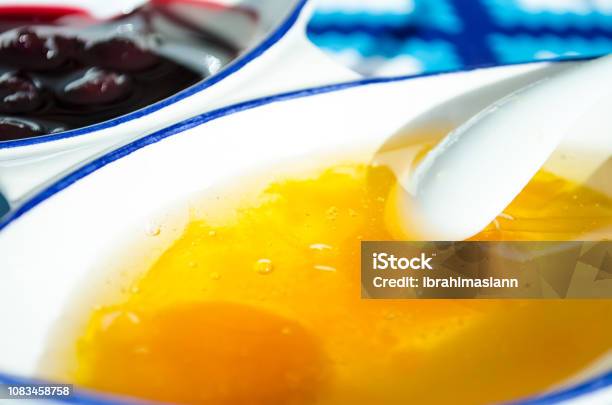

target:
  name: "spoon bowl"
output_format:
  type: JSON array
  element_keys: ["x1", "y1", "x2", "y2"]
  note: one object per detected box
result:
[{"x1": 378, "y1": 56, "x2": 612, "y2": 240}]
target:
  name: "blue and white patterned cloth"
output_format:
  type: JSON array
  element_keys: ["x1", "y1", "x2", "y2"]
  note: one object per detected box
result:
[{"x1": 307, "y1": 0, "x2": 612, "y2": 76}]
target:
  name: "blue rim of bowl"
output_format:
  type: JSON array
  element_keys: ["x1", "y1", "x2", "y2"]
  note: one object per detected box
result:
[
  {"x1": 0, "y1": 55, "x2": 609, "y2": 405},
  {"x1": 0, "y1": 0, "x2": 309, "y2": 150}
]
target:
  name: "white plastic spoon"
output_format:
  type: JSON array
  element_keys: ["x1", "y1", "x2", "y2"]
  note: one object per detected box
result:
[{"x1": 391, "y1": 55, "x2": 612, "y2": 241}]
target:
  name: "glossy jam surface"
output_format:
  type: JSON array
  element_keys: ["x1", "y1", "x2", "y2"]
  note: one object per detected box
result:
[
  {"x1": 0, "y1": 2, "x2": 245, "y2": 140},
  {"x1": 49, "y1": 164, "x2": 612, "y2": 405}
]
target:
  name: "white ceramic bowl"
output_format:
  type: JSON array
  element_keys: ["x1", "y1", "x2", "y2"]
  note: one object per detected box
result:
[
  {"x1": 0, "y1": 0, "x2": 356, "y2": 205},
  {"x1": 0, "y1": 60, "x2": 611, "y2": 405}
]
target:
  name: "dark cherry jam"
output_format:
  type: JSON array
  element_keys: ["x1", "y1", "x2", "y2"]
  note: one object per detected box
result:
[{"x1": 0, "y1": 1, "x2": 250, "y2": 141}]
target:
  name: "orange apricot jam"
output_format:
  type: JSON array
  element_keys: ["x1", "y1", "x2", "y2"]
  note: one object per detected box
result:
[{"x1": 46, "y1": 163, "x2": 612, "y2": 405}]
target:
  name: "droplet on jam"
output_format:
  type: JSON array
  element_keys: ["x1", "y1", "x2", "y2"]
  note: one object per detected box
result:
[
  {"x1": 84, "y1": 37, "x2": 159, "y2": 72},
  {"x1": 313, "y1": 265, "x2": 336, "y2": 272},
  {"x1": 309, "y1": 243, "x2": 332, "y2": 251},
  {"x1": 0, "y1": 116, "x2": 43, "y2": 141},
  {"x1": 0, "y1": 28, "x2": 71, "y2": 70},
  {"x1": 325, "y1": 206, "x2": 338, "y2": 220},
  {"x1": 254, "y1": 258, "x2": 274, "y2": 275},
  {"x1": 58, "y1": 68, "x2": 132, "y2": 106},
  {"x1": 0, "y1": 72, "x2": 42, "y2": 113}
]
